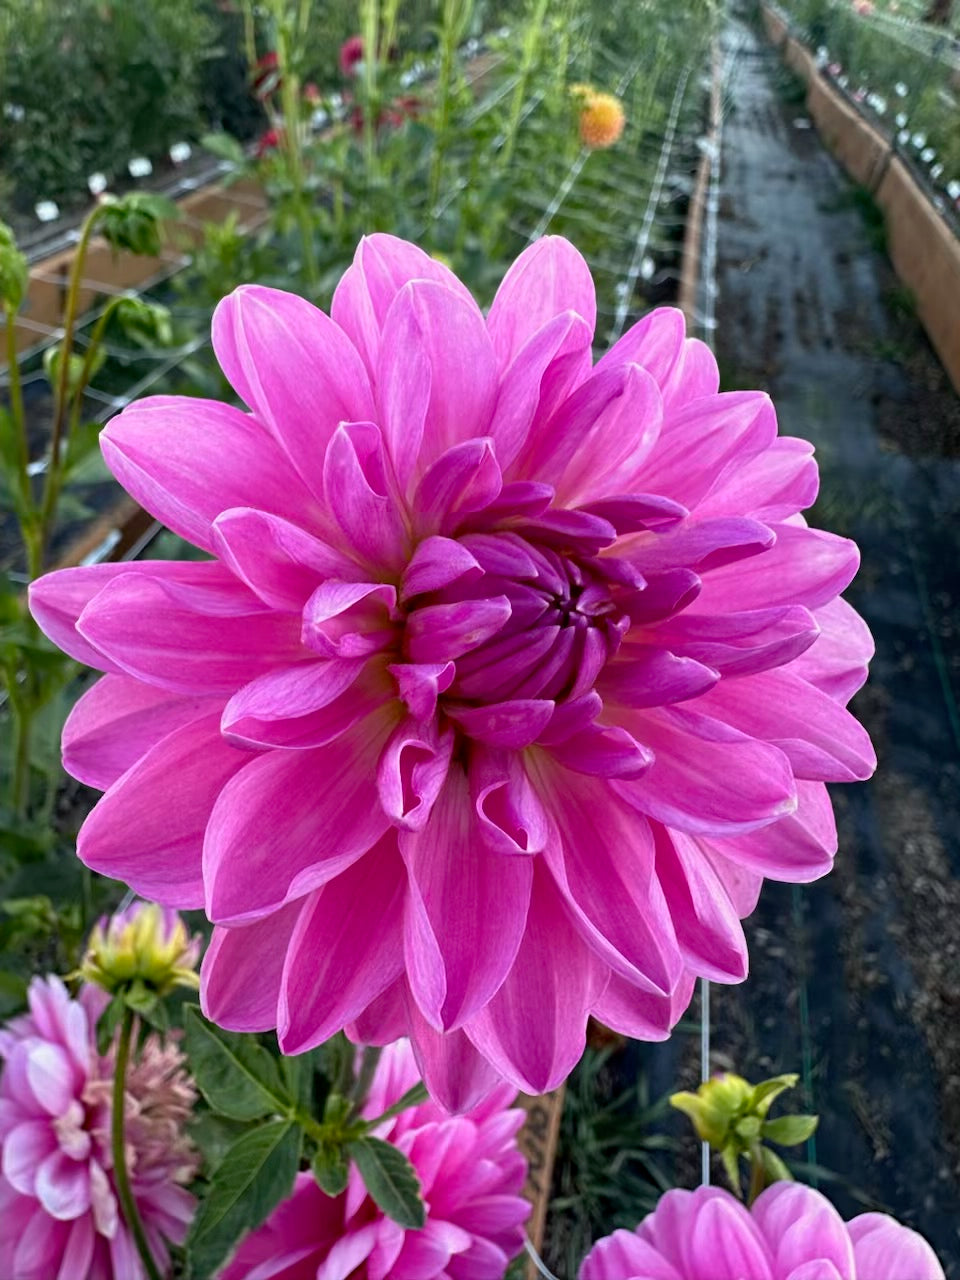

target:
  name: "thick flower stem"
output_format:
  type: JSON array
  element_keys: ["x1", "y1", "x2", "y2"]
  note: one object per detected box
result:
[
  {"x1": 38, "y1": 206, "x2": 102, "y2": 567},
  {"x1": 112, "y1": 1007, "x2": 165, "y2": 1280}
]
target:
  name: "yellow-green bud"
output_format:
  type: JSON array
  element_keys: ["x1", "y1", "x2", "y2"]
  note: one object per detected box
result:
[{"x1": 79, "y1": 901, "x2": 201, "y2": 998}]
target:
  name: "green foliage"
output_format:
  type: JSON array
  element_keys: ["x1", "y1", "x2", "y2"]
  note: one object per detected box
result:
[
  {"x1": 187, "y1": 1119, "x2": 302, "y2": 1278},
  {"x1": 0, "y1": 0, "x2": 219, "y2": 213},
  {"x1": 183, "y1": 1005, "x2": 289, "y2": 1121},
  {"x1": 348, "y1": 1135, "x2": 427, "y2": 1229}
]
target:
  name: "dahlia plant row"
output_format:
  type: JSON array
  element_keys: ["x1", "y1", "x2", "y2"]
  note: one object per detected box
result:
[{"x1": 0, "y1": 230, "x2": 945, "y2": 1277}]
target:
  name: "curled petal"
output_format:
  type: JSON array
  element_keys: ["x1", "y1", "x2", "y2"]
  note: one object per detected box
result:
[
  {"x1": 323, "y1": 422, "x2": 409, "y2": 571},
  {"x1": 401, "y1": 537, "x2": 482, "y2": 602},
  {"x1": 377, "y1": 717, "x2": 455, "y2": 830},
  {"x1": 412, "y1": 438, "x2": 503, "y2": 536},
  {"x1": 469, "y1": 748, "x2": 549, "y2": 855},
  {"x1": 301, "y1": 580, "x2": 398, "y2": 659},
  {"x1": 389, "y1": 661, "x2": 456, "y2": 721},
  {"x1": 213, "y1": 508, "x2": 358, "y2": 612},
  {"x1": 446, "y1": 699, "x2": 555, "y2": 750}
]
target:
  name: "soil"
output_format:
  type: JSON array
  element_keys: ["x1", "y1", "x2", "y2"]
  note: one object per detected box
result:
[{"x1": 644, "y1": 10, "x2": 960, "y2": 1272}]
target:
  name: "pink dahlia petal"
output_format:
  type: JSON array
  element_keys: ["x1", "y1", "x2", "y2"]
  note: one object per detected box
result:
[
  {"x1": 63, "y1": 674, "x2": 219, "y2": 791},
  {"x1": 24, "y1": 1044, "x2": 76, "y2": 1117},
  {"x1": 36, "y1": 1151, "x2": 91, "y2": 1220},
  {"x1": 101, "y1": 396, "x2": 317, "y2": 552},
  {"x1": 696, "y1": 435, "x2": 819, "y2": 522},
  {"x1": 847, "y1": 1212, "x2": 945, "y2": 1280},
  {"x1": 597, "y1": 307, "x2": 686, "y2": 391},
  {"x1": 698, "y1": 523, "x2": 859, "y2": 610},
  {"x1": 625, "y1": 516, "x2": 775, "y2": 575},
  {"x1": 637, "y1": 390, "x2": 777, "y2": 510},
  {"x1": 212, "y1": 507, "x2": 360, "y2": 612},
  {"x1": 598, "y1": 646, "x2": 720, "y2": 708},
  {"x1": 535, "y1": 766, "x2": 681, "y2": 993},
  {"x1": 646, "y1": 605, "x2": 819, "y2": 678},
  {"x1": 492, "y1": 311, "x2": 594, "y2": 470},
  {"x1": 693, "y1": 670, "x2": 876, "y2": 783},
  {"x1": 278, "y1": 837, "x2": 405, "y2": 1053},
  {"x1": 202, "y1": 900, "x2": 304, "y2": 1032},
  {"x1": 470, "y1": 747, "x2": 549, "y2": 855},
  {"x1": 212, "y1": 284, "x2": 375, "y2": 495},
  {"x1": 654, "y1": 828, "x2": 747, "y2": 982},
  {"x1": 789, "y1": 596, "x2": 874, "y2": 704},
  {"x1": 751, "y1": 1183, "x2": 855, "y2": 1280},
  {"x1": 76, "y1": 571, "x2": 301, "y2": 696},
  {"x1": 708, "y1": 779, "x2": 837, "y2": 883},
  {"x1": 617, "y1": 707, "x2": 797, "y2": 837},
  {"x1": 486, "y1": 236, "x2": 597, "y2": 369},
  {"x1": 412, "y1": 438, "x2": 503, "y2": 537},
  {"x1": 465, "y1": 861, "x2": 608, "y2": 1094},
  {"x1": 377, "y1": 716, "x2": 454, "y2": 830},
  {"x1": 78, "y1": 713, "x2": 246, "y2": 908},
  {"x1": 405, "y1": 999, "x2": 508, "y2": 1116},
  {"x1": 378, "y1": 280, "x2": 497, "y2": 491},
  {"x1": 203, "y1": 709, "x2": 395, "y2": 924},
  {"x1": 302, "y1": 580, "x2": 398, "y2": 659},
  {"x1": 580, "y1": 1229, "x2": 685, "y2": 1280},
  {"x1": 222, "y1": 657, "x2": 389, "y2": 750},
  {"x1": 4, "y1": 1120, "x2": 58, "y2": 1192},
  {"x1": 401, "y1": 537, "x2": 482, "y2": 601},
  {"x1": 332, "y1": 233, "x2": 477, "y2": 377},
  {"x1": 401, "y1": 769, "x2": 532, "y2": 1030},
  {"x1": 591, "y1": 969, "x2": 695, "y2": 1041}
]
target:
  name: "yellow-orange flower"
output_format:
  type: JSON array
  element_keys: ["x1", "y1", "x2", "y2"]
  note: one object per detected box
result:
[{"x1": 577, "y1": 90, "x2": 625, "y2": 149}]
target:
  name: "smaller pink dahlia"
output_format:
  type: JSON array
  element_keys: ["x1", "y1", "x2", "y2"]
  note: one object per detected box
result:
[
  {"x1": 220, "y1": 1039, "x2": 530, "y2": 1279},
  {"x1": 579, "y1": 1184, "x2": 945, "y2": 1280},
  {"x1": 0, "y1": 976, "x2": 197, "y2": 1280}
]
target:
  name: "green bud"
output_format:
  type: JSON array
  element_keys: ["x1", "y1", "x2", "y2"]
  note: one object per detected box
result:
[
  {"x1": 114, "y1": 296, "x2": 174, "y2": 348},
  {"x1": 734, "y1": 1114, "x2": 762, "y2": 1142},
  {"x1": 750, "y1": 1073, "x2": 800, "y2": 1118},
  {"x1": 0, "y1": 220, "x2": 28, "y2": 312},
  {"x1": 97, "y1": 192, "x2": 178, "y2": 258},
  {"x1": 43, "y1": 345, "x2": 90, "y2": 397}
]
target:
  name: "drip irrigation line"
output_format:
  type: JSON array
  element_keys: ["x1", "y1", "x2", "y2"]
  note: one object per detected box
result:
[
  {"x1": 700, "y1": 976, "x2": 711, "y2": 1186},
  {"x1": 524, "y1": 1235, "x2": 561, "y2": 1280},
  {"x1": 791, "y1": 886, "x2": 819, "y2": 1181},
  {"x1": 606, "y1": 63, "x2": 693, "y2": 345}
]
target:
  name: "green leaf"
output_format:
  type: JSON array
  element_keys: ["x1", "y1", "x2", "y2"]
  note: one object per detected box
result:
[
  {"x1": 759, "y1": 1144, "x2": 794, "y2": 1184},
  {"x1": 201, "y1": 131, "x2": 248, "y2": 166},
  {"x1": 749, "y1": 1073, "x2": 799, "y2": 1118},
  {"x1": 761, "y1": 1114, "x2": 819, "y2": 1147},
  {"x1": 312, "y1": 1144, "x2": 350, "y2": 1197},
  {"x1": 363, "y1": 1081, "x2": 428, "y2": 1129},
  {"x1": 720, "y1": 1141, "x2": 742, "y2": 1197},
  {"x1": 186, "y1": 1119, "x2": 300, "y2": 1278},
  {"x1": 182, "y1": 1005, "x2": 289, "y2": 1121},
  {"x1": 188, "y1": 1112, "x2": 251, "y2": 1175},
  {"x1": 347, "y1": 1135, "x2": 425, "y2": 1229}
]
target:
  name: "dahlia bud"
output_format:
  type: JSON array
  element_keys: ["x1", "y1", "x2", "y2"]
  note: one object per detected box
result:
[
  {"x1": 671, "y1": 1072, "x2": 818, "y2": 1198},
  {"x1": 577, "y1": 89, "x2": 626, "y2": 149},
  {"x1": 80, "y1": 901, "x2": 201, "y2": 999}
]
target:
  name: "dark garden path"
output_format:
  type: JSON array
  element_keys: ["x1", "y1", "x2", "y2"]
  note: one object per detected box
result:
[{"x1": 670, "y1": 8, "x2": 960, "y2": 1269}]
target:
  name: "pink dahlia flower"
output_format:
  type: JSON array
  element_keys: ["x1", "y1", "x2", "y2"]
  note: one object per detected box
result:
[
  {"x1": 220, "y1": 1038, "x2": 529, "y2": 1278},
  {"x1": 0, "y1": 975, "x2": 197, "y2": 1279},
  {"x1": 339, "y1": 34, "x2": 365, "y2": 78},
  {"x1": 579, "y1": 1183, "x2": 944, "y2": 1280},
  {"x1": 30, "y1": 235, "x2": 875, "y2": 1109}
]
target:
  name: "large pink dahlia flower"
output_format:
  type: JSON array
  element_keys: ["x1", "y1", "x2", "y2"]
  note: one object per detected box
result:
[
  {"x1": 0, "y1": 976, "x2": 197, "y2": 1280},
  {"x1": 220, "y1": 1038, "x2": 529, "y2": 1279},
  {"x1": 579, "y1": 1183, "x2": 945, "y2": 1280},
  {"x1": 30, "y1": 235, "x2": 875, "y2": 1109}
]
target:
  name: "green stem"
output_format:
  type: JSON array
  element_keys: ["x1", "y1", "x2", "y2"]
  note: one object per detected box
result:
[
  {"x1": 5, "y1": 302, "x2": 29, "y2": 506},
  {"x1": 361, "y1": 0, "x2": 381, "y2": 196},
  {"x1": 746, "y1": 1145, "x2": 766, "y2": 1206},
  {"x1": 276, "y1": 26, "x2": 318, "y2": 289},
  {"x1": 428, "y1": 0, "x2": 461, "y2": 210},
  {"x1": 499, "y1": 0, "x2": 550, "y2": 169},
  {"x1": 112, "y1": 1008, "x2": 165, "y2": 1280},
  {"x1": 6, "y1": 679, "x2": 31, "y2": 819},
  {"x1": 67, "y1": 295, "x2": 123, "y2": 441},
  {"x1": 38, "y1": 206, "x2": 102, "y2": 569}
]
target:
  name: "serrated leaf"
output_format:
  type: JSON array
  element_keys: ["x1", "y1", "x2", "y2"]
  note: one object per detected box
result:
[
  {"x1": 348, "y1": 1135, "x2": 425, "y2": 1229},
  {"x1": 182, "y1": 1005, "x2": 288, "y2": 1121},
  {"x1": 187, "y1": 1119, "x2": 300, "y2": 1278},
  {"x1": 312, "y1": 1144, "x2": 349, "y2": 1197},
  {"x1": 762, "y1": 1114, "x2": 819, "y2": 1147}
]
